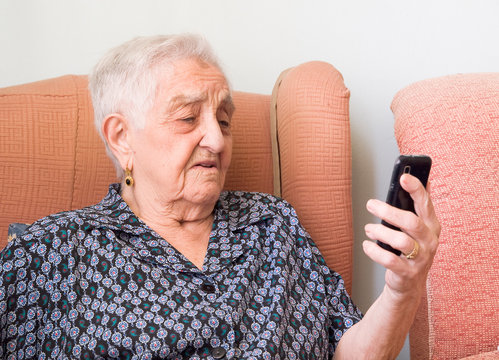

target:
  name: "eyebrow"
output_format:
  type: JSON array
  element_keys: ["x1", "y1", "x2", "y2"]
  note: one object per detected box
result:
[
  {"x1": 167, "y1": 94, "x2": 205, "y2": 110},
  {"x1": 221, "y1": 95, "x2": 236, "y2": 115},
  {"x1": 167, "y1": 93, "x2": 235, "y2": 114}
]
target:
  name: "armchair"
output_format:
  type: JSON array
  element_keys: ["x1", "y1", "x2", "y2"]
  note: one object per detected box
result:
[
  {"x1": 391, "y1": 73, "x2": 499, "y2": 359},
  {"x1": 0, "y1": 61, "x2": 355, "y2": 293}
]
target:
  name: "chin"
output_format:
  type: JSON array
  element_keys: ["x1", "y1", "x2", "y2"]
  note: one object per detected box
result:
[{"x1": 187, "y1": 184, "x2": 223, "y2": 206}]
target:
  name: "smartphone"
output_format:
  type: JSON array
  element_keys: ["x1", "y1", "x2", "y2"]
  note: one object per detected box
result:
[{"x1": 377, "y1": 155, "x2": 432, "y2": 256}]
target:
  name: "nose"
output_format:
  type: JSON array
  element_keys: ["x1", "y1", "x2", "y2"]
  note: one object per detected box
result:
[{"x1": 198, "y1": 113, "x2": 226, "y2": 153}]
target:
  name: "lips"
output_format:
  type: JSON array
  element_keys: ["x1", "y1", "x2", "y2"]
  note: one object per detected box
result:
[{"x1": 194, "y1": 160, "x2": 217, "y2": 169}]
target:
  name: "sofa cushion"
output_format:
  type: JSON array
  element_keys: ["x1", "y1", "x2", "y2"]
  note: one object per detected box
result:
[{"x1": 392, "y1": 73, "x2": 499, "y2": 359}]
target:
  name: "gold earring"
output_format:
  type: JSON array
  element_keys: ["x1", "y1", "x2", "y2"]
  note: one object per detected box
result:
[{"x1": 125, "y1": 167, "x2": 134, "y2": 187}]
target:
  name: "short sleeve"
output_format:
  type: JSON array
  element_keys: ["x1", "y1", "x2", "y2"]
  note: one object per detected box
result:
[
  {"x1": 283, "y1": 201, "x2": 363, "y2": 357},
  {"x1": 325, "y1": 270, "x2": 362, "y2": 356}
]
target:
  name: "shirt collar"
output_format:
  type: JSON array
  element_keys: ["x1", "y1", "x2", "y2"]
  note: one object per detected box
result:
[
  {"x1": 91, "y1": 184, "x2": 277, "y2": 273},
  {"x1": 215, "y1": 191, "x2": 277, "y2": 232},
  {"x1": 97, "y1": 184, "x2": 277, "y2": 231}
]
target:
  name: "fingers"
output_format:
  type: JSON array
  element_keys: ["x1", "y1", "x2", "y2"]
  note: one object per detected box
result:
[
  {"x1": 366, "y1": 198, "x2": 426, "y2": 239},
  {"x1": 362, "y1": 173, "x2": 441, "y2": 300},
  {"x1": 368, "y1": 173, "x2": 440, "y2": 240},
  {"x1": 366, "y1": 197, "x2": 438, "y2": 260},
  {"x1": 365, "y1": 223, "x2": 416, "y2": 256},
  {"x1": 400, "y1": 174, "x2": 441, "y2": 237},
  {"x1": 364, "y1": 173, "x2": 440, "y2": 277},
  {"x1": 361, "y1": 240, "x2": 414, "y2": 278}
]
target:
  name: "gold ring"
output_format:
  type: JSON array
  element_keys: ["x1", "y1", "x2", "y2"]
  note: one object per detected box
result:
[{"x1": 405, "y1": 241, "x2": 420, "y2": 260}]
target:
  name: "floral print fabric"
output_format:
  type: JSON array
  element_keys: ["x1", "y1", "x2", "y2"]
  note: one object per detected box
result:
[{"x1": 0, "y1": 184, "x2": 362, "y2": 359}]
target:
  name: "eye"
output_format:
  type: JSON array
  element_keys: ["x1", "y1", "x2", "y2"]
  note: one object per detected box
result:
[
  {"x1": 180, "y1": 117, "x2": 196, "y2": 123},
  {"x1": 218, "y1": 119, "x2": 231, "y2": 129}
]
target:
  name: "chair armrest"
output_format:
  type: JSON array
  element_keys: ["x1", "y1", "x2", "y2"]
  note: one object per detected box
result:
[{"x1": 273, "y1": 61, "x2": 354, "y2": 292}]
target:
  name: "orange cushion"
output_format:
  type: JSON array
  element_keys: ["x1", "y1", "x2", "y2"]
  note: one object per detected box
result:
[
  {"x1": 276, "y1": 61, "x2": 354, "y2": 291},
  {"x1": 0, "y1": 75, "x2": 117, "y2": 252}
]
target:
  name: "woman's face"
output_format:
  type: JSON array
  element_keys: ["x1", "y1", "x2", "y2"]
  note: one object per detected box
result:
[{"x1": 128, "y1": 58, "x2": 234, "y2": 208}]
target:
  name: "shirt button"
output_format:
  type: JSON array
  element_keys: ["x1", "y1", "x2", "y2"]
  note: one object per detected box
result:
[
  {"x1": 211, "y1": 346, "x2": 226, "y2": 359},
  {"x1": 200, "y1": 283, "x2": 216, "y2": 293}
]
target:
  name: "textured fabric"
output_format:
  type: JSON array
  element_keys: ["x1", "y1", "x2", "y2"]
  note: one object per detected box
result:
[
  {"x1": 270, "y1": 67, "x2": 292, "y2": 197},
  {"x1": 391, "y1": 73, "x2": 499, "y2": 359},
  {"x1": 0, "y1": 75, "x2": 117, "y2": 251},
  {"x1": 461, "y1": 351, "x2": 499, "y2": 360},
  {"x1": 223, "y1": 92, "x2": 273, "y2": 194},
  {"x1": 0, "y1": 184, "x2": 362, "y2": 359},
  {"x1": 275, "y1": 62, "x2": 354, "y2": 292},
  {"x1": 0, "y1": 64, "x2": 354, "y2": 294}
]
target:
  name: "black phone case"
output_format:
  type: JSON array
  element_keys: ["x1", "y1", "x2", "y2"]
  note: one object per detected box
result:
[{"x1": 377, "y1": 155, "x2": 432, "y2": 256}]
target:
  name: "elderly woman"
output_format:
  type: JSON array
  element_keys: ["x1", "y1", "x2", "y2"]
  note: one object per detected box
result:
[{"x1": 0, "y1": 35, "x2": 439, "y2": 359}]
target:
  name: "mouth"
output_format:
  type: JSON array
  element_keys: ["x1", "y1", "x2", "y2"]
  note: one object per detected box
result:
[{"x1": 193, "y1": 160, "x2": 218, "y2": 169}]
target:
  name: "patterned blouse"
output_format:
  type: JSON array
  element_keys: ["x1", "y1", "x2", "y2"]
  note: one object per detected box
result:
[{"x1": 0, "y1": 184, "x2": 362, "y2": 360}]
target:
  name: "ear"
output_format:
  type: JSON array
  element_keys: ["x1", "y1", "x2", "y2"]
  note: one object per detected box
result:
[{"x1": 101, "y1": 113, "x2": 134, "y2": 170}]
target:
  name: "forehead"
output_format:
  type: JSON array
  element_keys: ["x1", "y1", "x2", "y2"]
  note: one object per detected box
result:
[{"x1": 155, "y1": 58, "x2": 230, "y2": 103}]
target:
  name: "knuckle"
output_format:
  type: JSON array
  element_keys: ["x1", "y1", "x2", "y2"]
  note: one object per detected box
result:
[
  {"x1": 385, "y1": 255, "x2": 399, "y2": 269},
  {"x1": 405, "y1": 213, "x2": 423, "y2": 232},
  {"x1": 400, "y1": 232, "x2": 413, "y2": 248}
]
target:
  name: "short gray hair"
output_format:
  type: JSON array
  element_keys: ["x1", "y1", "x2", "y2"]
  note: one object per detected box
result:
[{"x1": 88, "y1": 34, "x2": 225, "y2": 178}]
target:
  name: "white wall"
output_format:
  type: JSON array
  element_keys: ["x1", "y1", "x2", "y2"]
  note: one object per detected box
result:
[{"x1": 1, "y1": 1, "x2": 498, "y2": 358}]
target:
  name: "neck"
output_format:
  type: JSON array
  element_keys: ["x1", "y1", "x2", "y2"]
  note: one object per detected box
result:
[
  {"x1": 120, "y1": 181, "x2": 217, "y2": 224},
  {"x1": 120, "y1": 182, "x2": 217, "y2": 269}
]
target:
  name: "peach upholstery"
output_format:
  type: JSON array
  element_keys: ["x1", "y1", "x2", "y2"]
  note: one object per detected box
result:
[
  {"x1": 461, "y1": 352, "x2": 499, "y2": 360},
  {"x1": 0, "y1": 61, "x2": 355, "y2": 292},
  {"x1": 391, "y1": 73, "x2": 499, "y2": 359}
]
